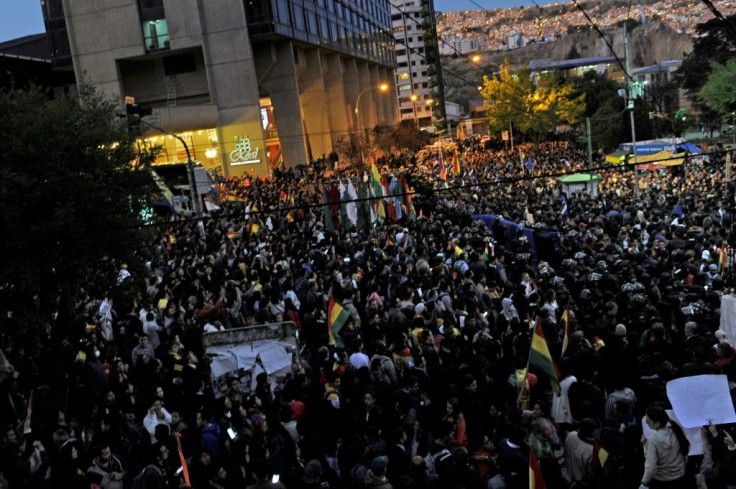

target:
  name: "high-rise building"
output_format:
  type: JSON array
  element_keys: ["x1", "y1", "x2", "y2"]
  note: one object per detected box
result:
[
  {"x1": 41, "y1": 0, "x2": 398, "y2": 176},
  {"x1": 390, "y1": 0, "x2": 446, "y2": 132},
  {"x1": 439, "y1": 36, "x2": 481, "y2": 56}
]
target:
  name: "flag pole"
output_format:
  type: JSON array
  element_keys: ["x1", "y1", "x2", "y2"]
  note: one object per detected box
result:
[{"x1": 517, "y1": 319, "x2": 534, "y2": 408}]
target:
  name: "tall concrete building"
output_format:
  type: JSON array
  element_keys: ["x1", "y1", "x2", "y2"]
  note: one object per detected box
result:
[
  {"x1": 439, "y1": 36, "x2": 481, "y2": 56},
  {"x1": 41, "y1": 0, "x2": 398, "y2": 176},
  {"x1": 390, "y1": 0, "x2": 446, "y2": 132}
]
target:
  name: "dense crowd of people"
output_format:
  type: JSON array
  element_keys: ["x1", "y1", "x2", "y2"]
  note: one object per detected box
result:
[{"x1": 0, "y1": 138, "x2": 734, "y2": 489}]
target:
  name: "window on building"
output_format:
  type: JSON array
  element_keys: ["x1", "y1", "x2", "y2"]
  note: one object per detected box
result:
[
  {"x1": 139, "y1": 0, "x2": 169, "y2": 51},
  {"x1": 142, "y1": 19, "x2": 169, "y2": 50}
]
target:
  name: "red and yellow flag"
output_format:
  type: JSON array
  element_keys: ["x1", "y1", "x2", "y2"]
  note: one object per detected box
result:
[{"x1": 529, "y1": 447, "x2": 547, "y2": 489}]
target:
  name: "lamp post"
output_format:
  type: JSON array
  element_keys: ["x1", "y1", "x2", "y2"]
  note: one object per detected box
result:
[
  {"x1": 355, "y1": 83, "x2": 389, "y2": 139},
  {"x1": 410, "y1": 93, "x2": 419, "y2": 127},
  {"x1": 624, "y1": 24, "x2": 641, "y2": 198},
  {"x1": 140, "y1": 119, "x2": 205, "y2": 237}
]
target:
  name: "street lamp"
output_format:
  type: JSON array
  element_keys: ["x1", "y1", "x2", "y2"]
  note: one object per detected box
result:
[
  {"x1": 355, "y1": 83, "x2": 389, "y2": 138},
  {"x1": 139, "y1": 119, "x2": 205, "y2": 237},
  {"x1": 410, "y1": 93, "x2": 419, "y2": 127}
]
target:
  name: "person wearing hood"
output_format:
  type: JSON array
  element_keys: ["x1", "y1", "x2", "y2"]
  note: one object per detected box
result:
[
  {"x1": 640, "y1": 405, "x2": 689, "y2": 489},
  {"x1": 500, "y1": 298, "x2": 520, "y2": 323},
  {"x1": 365, "y1": 455, "x2": 392, "y2": 489}
]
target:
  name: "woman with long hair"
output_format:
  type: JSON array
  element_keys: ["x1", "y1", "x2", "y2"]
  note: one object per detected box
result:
[{"x1": 640, "y1": 405, "x2": 690, "y2": 489}]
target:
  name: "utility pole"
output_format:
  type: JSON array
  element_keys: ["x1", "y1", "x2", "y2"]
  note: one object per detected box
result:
[
  {"x1": 586, "y1": 117, "x2": 593, "y2": 171},
  {"x1": 624, "y1": 24, "x2": 641, "y2": 198}
]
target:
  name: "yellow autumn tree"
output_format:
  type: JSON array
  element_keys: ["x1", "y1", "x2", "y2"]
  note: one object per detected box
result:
[{"x1": 480, "y1": 59, "x2": 586, "y2": 145}]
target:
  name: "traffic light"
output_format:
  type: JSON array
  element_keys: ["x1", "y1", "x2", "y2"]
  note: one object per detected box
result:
[
  {"x1": 629, "y1": 81, "x2": 643, "y2": 99},
  {"x1": 125, "y1": 103, "x2": 153, "y2": 125}
]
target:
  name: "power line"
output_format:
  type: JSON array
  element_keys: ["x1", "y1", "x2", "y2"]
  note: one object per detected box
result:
[{"x1": 699, "y1": 0, "x2": 736, "y2": 44}]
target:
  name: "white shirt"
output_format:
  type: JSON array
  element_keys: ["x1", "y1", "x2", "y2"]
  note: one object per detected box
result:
[{"x1": 349, "y1": 351, "x2": 370, "y2": 370}]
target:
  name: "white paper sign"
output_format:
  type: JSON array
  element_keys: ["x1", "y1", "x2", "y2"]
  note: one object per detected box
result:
[
  {"x1": 667, "y1": 375, "x2": 736, "y2": 428},
  {"x1": 258, "y1": 342, "x2": 293, "y2": 375},
  {"x1": 641, "y1": 410, "x2": 704, "y2": 455},
  {"x1": 209, "y1": 352, "x2": 238, "y2": 378}
]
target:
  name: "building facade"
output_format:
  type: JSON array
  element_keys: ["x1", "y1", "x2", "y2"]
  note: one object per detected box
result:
[
  {"x1": 439, "y1": 36, "x2": 481, "y2": 56},
  {"x1": 390, "y1": 0, "x2": 446, "y2": 132},
  {"x1": 42, "y1": 0, "x2": 398, "y2": 176}
]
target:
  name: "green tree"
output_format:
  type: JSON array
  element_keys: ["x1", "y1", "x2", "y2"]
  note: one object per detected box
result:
[
  {"x1": 0, "y1": 85, "x2": 158, "y2": 343},
  {"x1": 518, "y1": 75, "x2": 585, "y2": 143},
  {"x1": 590, "y1": 100, "x2": 626, "y2": 152},
  {"x1": 572, "y1": 71, "x2": 621, "y2": 118},
  {"x1": 479, "y1": 59, "x2": 585, "y2": 144},
  {"x1": 699, "y1": 59, "x2": 736, "y2": 115},
  {"x1": 479, "y1": 59, "x2": 527, "y2": 138},
  {"x1": 676, "y1": 14, "x2": 736, "y2": 136},
  {"x1": 333, "y1": 131, "x2": 365, "y2": 166}
]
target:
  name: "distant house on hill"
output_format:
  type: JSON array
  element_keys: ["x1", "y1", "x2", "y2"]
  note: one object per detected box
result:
[
  {"x1": 440, "y1": 36, "x2": 482, "y2": 55},
  {"x1": 631, "y1": 60, "x2": 690, "y2": 113},
  {"x1": 506, "y1": 30, "x2": 525, "y2": 50},
  {"x1": 528, "y1": 56, "x2": 624, "y2": 81}
]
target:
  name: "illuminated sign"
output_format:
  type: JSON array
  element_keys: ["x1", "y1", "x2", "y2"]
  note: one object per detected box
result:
[{"x1": 230, "y1": 136, "x2": 261, "y2": 166}]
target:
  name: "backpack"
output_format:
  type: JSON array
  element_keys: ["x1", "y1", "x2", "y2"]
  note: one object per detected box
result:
[{"x1": 132, "y1": 464, "x2": 163, "y2": 489}]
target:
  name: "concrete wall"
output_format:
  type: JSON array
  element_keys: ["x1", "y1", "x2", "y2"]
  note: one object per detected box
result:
[
  {"x1": 194, "y1": 0, "x2": 268, "y2": 177},
  {"x1": 256, "y1": 40, "x2": 309, "y2": 169}
]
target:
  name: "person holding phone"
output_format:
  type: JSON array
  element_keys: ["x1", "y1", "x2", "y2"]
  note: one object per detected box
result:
[
  {"x1": 143, "y1": 400, "x2": 172, "y2": 443},
  {"x1": 245, "y1": 458, "x2": 286, "y2": 489}
]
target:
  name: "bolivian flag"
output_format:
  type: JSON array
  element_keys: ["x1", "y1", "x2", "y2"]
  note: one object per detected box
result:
[
  {"x1": 248, "y1": 221, "x2": 261, "y2": 236},
  {"x1": 328, "y1": 297, "x2": 349, "y2": 348},
  {"x1": 529, "y1": 322, "x2": 560, "y2": 393},
  {"x1": 529, "y1": 447, "x2": 546, "y2": 489},
  {"x1": 227, "y1": 194, "x2": 247, "y2": 203},
  {"x1": 592, "y1": 442, "x2": 610, "y2": 477},
  {"x1": 227, "y1": 230, "x2": 242, "y2": 240},
  {"x1": 451, "y1": 241, "x2": 464, "y2": 257},
  {"x1": 718, "y1": 247, "x2": 726, "y2": 273}
]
